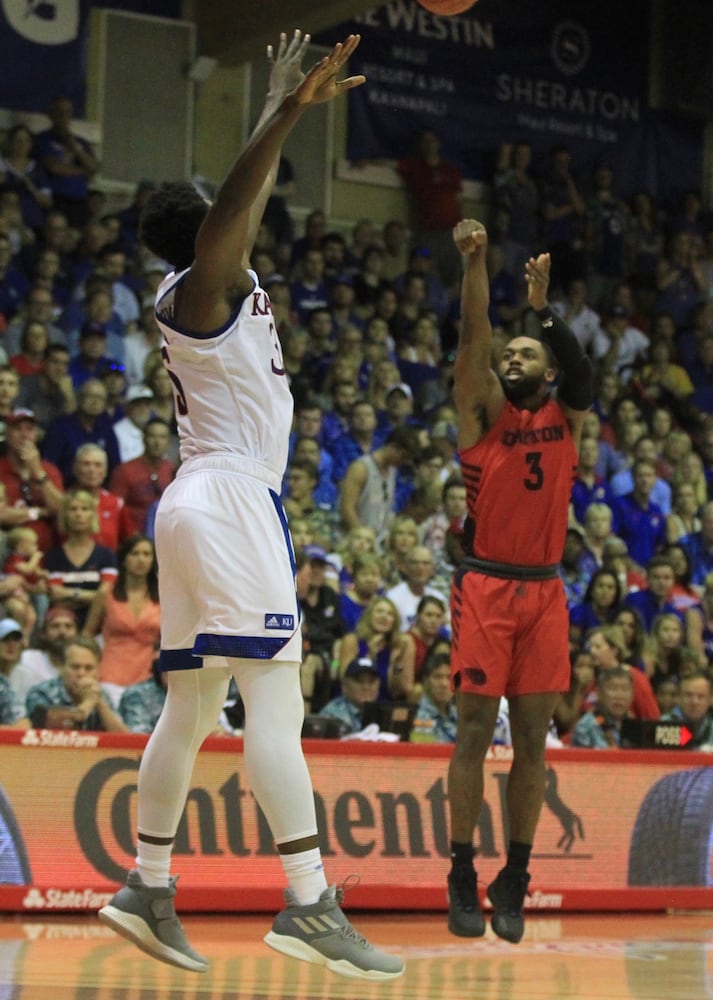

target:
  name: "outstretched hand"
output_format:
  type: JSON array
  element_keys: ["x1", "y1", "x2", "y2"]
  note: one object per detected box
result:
[
  {"x1": 452, "y1": 219, "x2": 487, "y2": 256},
  {"x1": 267, "y1": 29, "x2": 311, "y2": 98},
  {"x1": 294, "y1": 34, "x2": 365, "y2": 106},
  {"x1": 525, "y1": 253, "x2": 551, "y2": 311}
]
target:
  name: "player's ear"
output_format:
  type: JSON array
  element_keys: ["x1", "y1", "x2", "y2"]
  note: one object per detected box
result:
[{"x1": 544, "y1": 366, "x2": 557, "y2": 385}]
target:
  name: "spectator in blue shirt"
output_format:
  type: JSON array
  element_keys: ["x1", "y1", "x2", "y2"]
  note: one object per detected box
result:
[
  {"x1": 119, "y1": 659, "x2": 167, "y2": 734},
  {"x1": 339, "y1": 554, "x2": 384, "y2": 634},
  {"x1": 41, "y1": 377, "x2": 121, "y2": 484},
  {"x1": 319, "y1": 656, "x2": 381, "y2": 733},
  {"x1": 570, "y1": 436, "x2": 614, "y2": 526},
  {"x1": 411, "y1": 653, "x2": 457, "y2": 744},
  {"x1": 291, "y1": 435, "x2": 337, "y2": 509},
  {"x1": 559, "y1": 526, "x2": 594, "y2": 610},
  {"x1": 611, "y1": 459, "x2": 667, "y2": 568},
  {"x1": 569, "y1": 567, "x2": 622, "y2": 648},
  {"x1": 608, "y1": 434, "x2": 672, "y2": 515},
  {"x1": 580, "y1": 411, "x2": 625, "y2": 481},
  {"x1": 660, "y1": 671, "x2": 713, "y2": 751},
  {"x1": 623, "y1": 555, "x2": 684, "y2": 632},
  {"x1": 321, "y1": 378, "x2": 358, "y2": 453},
  {"x1": 0, "y1": 673, "x2": 27, "y2": 726},
  {"x1": 329, "y1": 400, "x2": 381, "y2": 483},
  {"x1": 0, "y1": 233, "x2": 30, "y2": 322},
  {"x1": 571, "y1": 666, "x2": 634, "y2": 748},
  {"x1": 681, "y1": 502, "x2": 713, "y2": 588},
  {"x1": 290, "y1": 248, "x2": 329, "y2": 326},
  {"x1": 67, "y1": 323, "x2": 121, "y2": 389},
  {"x1": 33, "y1": 97, "x2": 99, "y2": 228}
]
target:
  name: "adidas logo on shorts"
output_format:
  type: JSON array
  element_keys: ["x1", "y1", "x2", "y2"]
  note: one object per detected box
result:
[{"x1": 265, "y1": 613, "x2": 295, "y2": 630}]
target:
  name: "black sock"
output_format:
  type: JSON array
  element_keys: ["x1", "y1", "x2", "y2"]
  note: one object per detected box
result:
[
  {"x1": 506, "y1": 840, "x2": 531, "y2": 874},
  {"x1": 450, "y1": 841, "x2": 475, "y2": 871}
]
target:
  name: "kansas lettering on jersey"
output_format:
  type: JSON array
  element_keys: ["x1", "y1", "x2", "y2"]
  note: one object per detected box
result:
[
  {"x1": 154, "y1": 269, "x2": 293, "y2": 477},
  {"x1": 460, "y1": 398, "x2": 577, "y2": 566}
]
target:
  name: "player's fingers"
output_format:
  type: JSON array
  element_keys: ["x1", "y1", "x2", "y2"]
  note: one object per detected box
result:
[
  {"x1": 283, "y1": 28, "x2": 303, "y2": 60},
  {"x1": 330, "y1": 33, "x2": 361, "y2": 67},
  {"x1": 295, "y1": 31, "x2": 311, "y2": 61},
  {"x1": 335, "y1": 74, "x2": 366, "y2": 92}
]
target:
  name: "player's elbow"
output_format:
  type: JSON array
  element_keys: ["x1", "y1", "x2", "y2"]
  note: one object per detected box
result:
[{"x1": 558, "y1": 356, "x2": 594, "y2": 410}]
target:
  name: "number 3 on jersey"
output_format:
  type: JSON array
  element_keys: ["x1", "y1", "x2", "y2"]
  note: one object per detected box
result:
[
  {"x1": 269, "y1": 322, "x2": 285, "y2": 376},
  {"x1": 524, "y1": 451, "x2": 543, "y2": 491},
  {"x1": 161, "y1": 346, "x2": 188, "y2": 415}
]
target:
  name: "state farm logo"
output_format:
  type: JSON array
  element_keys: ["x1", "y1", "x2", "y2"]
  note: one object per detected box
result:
[
  {"x1": 551, "y1": 21, "x2": 590, "y2": 77},
  {"x1": 23, "y1": 887, "x2": 112, "y2": 910},
  {"x1": 20, "y1": 728, "x2": 99, "y2": 748}
]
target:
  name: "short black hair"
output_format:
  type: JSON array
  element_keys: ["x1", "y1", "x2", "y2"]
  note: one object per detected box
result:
[{"x1": 140, "y1": 182, "x2": 209, "y2": 271}]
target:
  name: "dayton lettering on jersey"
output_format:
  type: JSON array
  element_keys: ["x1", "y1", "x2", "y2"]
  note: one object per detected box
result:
[{"x1": 501, "y1": 424, "x2": 565, "y2": 447}]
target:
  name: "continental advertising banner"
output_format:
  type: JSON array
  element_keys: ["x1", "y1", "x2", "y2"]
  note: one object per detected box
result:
[{"x1": 0, "y1": 730, "x2": 711, "y2": 913}]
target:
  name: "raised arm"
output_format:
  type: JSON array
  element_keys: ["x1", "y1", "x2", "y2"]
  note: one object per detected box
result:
[
  {"x1": 451, "y1": 219, "x2": 504, "y2": 451},
  {"x1": 524, "y1": 253, "x2": 593, "y2": 449},
  {"x1": 241, "y1": 30, "x2": 311, "y2": 266},
  {"x1": 186, "y1": 33, "x2": 364, "y2": 316}
]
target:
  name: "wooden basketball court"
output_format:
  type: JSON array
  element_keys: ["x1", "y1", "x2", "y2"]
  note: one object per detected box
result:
[{"x1": 1, "y1": 910, "x2": 710, "y2": 999}]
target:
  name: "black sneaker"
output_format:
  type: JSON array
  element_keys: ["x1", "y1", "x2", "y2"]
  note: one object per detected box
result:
[
  {"x1": 447, "y1": 867, "x2": 485, "y2": 937},
  {"x1": 486, "y1": 868, "x2": 530, "y2": 943}
]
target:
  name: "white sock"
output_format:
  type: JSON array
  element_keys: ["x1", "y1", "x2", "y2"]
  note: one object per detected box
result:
[
  {"x1": 280, "y1": 847, "x2": 328, "y2": 905},
  {"x1": 136, "y1": 838, "x2": 172, "y2": 888}
]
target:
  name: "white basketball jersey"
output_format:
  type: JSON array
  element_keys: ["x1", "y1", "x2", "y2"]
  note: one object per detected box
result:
[{"x1": 154, "y1": 269, "x2": 293, "y2": 478}]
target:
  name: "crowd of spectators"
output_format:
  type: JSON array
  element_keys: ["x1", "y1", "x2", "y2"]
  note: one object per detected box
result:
[{"x1": 0, "y1": 105, "x2": 712, "y2": 748}]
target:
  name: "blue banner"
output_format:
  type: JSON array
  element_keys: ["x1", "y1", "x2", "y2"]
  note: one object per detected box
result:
[
  {"x1": 0, "y1": 0, "x2": 91, "y2": 111},
  {"x1": 317, "y1": 0, "x2": 702, "y2": 199},
  {"x1": 0, "y1": 0, "x2": 180, "y2": 113}
]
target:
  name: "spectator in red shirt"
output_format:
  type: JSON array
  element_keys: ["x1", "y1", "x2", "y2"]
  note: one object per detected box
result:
[
  {"x1": 397, "y1": 129, "x2": 463, "y2": 288},
  {"x1": 70, "y1": 443, "x2": 133, "y2": 551},
  {"x1": 0, "y1": 408, "x2": 63, "y2": 552},
  {"x1": 108, "y1": 418, "x2": 175, "y2": 533}
]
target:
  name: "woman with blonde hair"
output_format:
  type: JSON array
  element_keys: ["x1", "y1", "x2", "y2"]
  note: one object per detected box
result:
[
  {"x1": 382, "y1": 514, "x2": 421, "y2": 587},
  {"x1": 666, "y1": 481, "x2": 702, "y2": 543},
  {"x1": 581, "y1": 501, "x2": 615, "y2": 567},
  {"x1": 366, "y1": 358, "x2": 401, "y2": 414},
  {"x1": 659, "y1": 428, "x2": 692, "y2": 480},
  {"x1": 643, "y1": 612, "x2": 698, "y2": 684},
  {"x1": 585, "y1": 624, "x2": 659, "y2": 719},
  {"x1": 330, "y1": 525, "x2": 377, "y2": 590},
  {"x1": 44, "y1": 489, "x2": 117, "y2": 628},
  {"x1": 670, "y1": 450, "x2": 707, "y2": 509},
  {"x1": 338, "y1": 595, "x2": 415, "y2": 702}
]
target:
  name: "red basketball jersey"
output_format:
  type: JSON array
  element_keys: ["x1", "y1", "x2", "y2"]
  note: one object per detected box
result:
[{"x1": 459, "y1": 398, "x2": 577, "y2": 566}]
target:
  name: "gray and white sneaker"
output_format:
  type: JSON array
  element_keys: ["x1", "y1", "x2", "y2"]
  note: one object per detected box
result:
[
  {"x1": 264, "y1": 884, "x2": 404, "y2": 981},
  {"x1": 98, "y1": 870, "x2": 208, "y2": 973}
]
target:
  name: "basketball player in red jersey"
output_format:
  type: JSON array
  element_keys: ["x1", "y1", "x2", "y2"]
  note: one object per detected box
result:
[{"x1": 446, "y1": 219, "x2": 593, "y2": 942}]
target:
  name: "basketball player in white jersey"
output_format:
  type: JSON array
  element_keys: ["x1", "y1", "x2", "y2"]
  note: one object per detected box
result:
[{"x1": 98, "y1": 31, "x2": 404, "y2": 981}]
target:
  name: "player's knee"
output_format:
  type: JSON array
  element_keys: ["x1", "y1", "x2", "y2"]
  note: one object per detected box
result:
[
  {"x1": 455, "y1": 713, "x2": 495, "y2": 759},
  {"x1": 511, "y1": 722, "x2": 549, "y2": 762}
]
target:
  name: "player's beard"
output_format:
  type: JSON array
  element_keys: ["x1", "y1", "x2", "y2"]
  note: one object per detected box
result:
[{"x1": 499, "y1": 371, "x2": 544, "y2": 403}]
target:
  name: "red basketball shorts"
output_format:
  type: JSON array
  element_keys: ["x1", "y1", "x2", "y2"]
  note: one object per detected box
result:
[{"x1": 450, "y1": 570, "x2": 570, "y2": 698}]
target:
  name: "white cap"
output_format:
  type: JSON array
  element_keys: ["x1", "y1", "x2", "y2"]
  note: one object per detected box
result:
[{"x1": 125, "y1": 385, "x2": 154, "y2": 403}]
